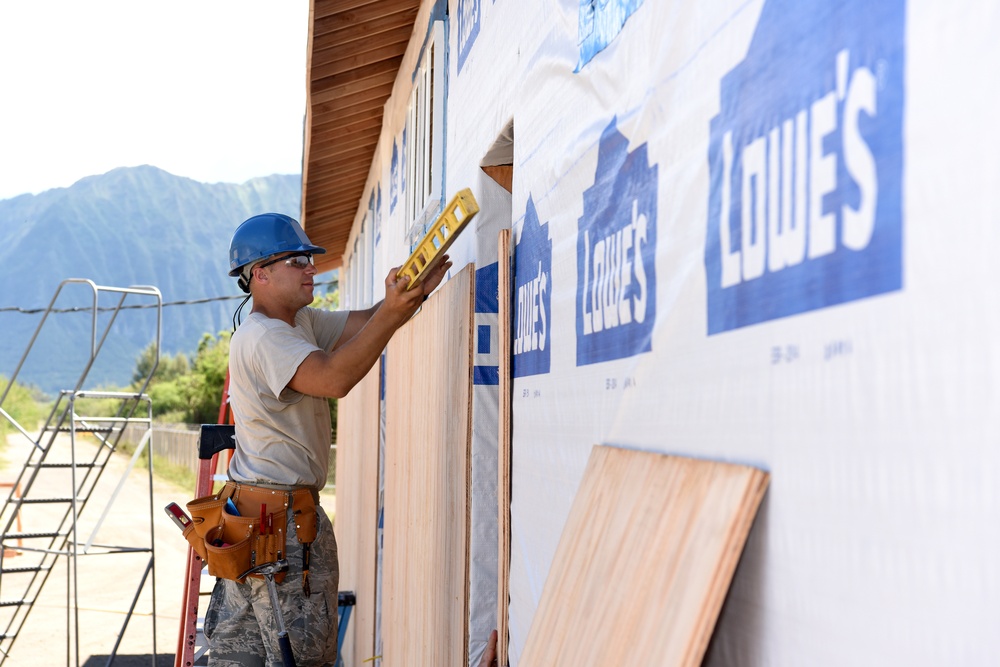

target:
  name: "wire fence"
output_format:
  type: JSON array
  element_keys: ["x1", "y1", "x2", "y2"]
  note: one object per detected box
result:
[
  {"x1": 121, "y1": 422, "x2": 212, "y2": 477},
  {"x1": 120, "y1": 423, "x2": 337, "y2": 491}
]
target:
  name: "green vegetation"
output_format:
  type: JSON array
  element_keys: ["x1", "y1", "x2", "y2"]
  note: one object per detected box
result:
[
  {"x1": 0, "y1": 376, "x2": 51, "y2": 466},
  {"x1": 127, "y1": 331, "x2": 231, "y2": 424},
  {"x1": 311, "y1": 288, "x2": 340, "y2": 311},
  {"x1": 0, "y1": 376, "x2": 49, "y2": 438}
]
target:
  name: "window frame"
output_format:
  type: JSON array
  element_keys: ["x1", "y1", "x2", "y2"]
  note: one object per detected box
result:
[{"x1": 404, "y1": 20, "x2": 446, "y2": 244}]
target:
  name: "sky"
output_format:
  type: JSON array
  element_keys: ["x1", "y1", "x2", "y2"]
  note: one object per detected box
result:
[{"x1": 0, "y1": 1, "x2": 310, "y2": 201}]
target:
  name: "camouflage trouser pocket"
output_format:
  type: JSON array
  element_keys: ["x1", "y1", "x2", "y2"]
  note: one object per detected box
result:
[{"x1": 203, "y1": 579, "x2": 267, "y2": 667}]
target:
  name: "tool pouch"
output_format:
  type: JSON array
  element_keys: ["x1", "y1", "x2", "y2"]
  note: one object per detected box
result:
[
  {"x1": 184, "y1": 495, "x2": 225, "y2": 562},
  {"x1": 185, "y1": 492, "x2": 288, "y2": 584},
  {"x1": 293, "y1": 499, "x2": 318, "y2": 544}
]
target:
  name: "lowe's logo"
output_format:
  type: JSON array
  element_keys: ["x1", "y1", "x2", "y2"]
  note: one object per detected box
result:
[
  {"x1": 576, "y1": 118, "x2": 657, "y2": 366},
  {"x1": 577, "y1": 0, "x2": 644, "y2": 70},
  {"x1": 513, "y1": 197, "x2": 551, "y2": 377},
  {"x1": 706, "y1": 0, "x2": 905, "y2": 334}
]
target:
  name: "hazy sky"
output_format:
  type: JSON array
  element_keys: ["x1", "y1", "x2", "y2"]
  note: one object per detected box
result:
[{"x1": 0, "y1": 1, "x2": 309, "y2": 200}]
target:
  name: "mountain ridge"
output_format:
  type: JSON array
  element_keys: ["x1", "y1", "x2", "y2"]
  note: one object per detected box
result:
[{"x1": 0, "y1": 166, "x2": 309, "y2": 395}]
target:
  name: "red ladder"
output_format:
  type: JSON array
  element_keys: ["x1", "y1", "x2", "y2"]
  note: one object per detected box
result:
[{"x1": 174, "y1": 371, "x2": 233, "y2": 667}]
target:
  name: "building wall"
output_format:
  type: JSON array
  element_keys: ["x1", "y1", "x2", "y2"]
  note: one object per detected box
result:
[{"x1": 343, "y1": 0, "x2": 1000, "y2": 665}]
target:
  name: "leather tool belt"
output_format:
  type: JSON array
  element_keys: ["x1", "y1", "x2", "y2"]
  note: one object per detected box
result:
[{"x1": 184, "y1": 481, "x2": 318, "y2": 584}]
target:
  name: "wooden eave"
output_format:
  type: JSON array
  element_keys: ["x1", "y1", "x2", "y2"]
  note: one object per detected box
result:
[{"x1": 303, "y1": 0, "x2": 422, "y2": 272}]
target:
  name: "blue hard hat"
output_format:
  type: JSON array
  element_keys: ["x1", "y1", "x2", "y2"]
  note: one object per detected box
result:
[{"x1": 229, "y1": 213, "x2": 326, "y2": 276}]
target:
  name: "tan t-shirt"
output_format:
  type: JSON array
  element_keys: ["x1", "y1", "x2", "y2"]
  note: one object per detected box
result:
[{"x1": 227, "y1": 307, "x2": 349, "y2": 490}]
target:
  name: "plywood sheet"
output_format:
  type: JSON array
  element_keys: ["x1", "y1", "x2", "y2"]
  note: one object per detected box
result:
[
  {"x1": 496, "y1": 230, "x2": 512, "y2": 667},
  {"x1": 382, "y1": 264, "x2": 474, "y2": 667},
  {"x1": 334, "y1": 359, "x2": 381, "y2": 665},
  {"x1": 520, "y1": 446, "x2": 769, "y2": 667}
]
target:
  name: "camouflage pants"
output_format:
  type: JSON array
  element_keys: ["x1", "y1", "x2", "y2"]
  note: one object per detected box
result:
[{"x1": 204, "y1": 508, "x2": 339, "y2": 667}]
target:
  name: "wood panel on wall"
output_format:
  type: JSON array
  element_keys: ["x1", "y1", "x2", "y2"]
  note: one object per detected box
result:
[
  {"x1": 520, "y1": 446, "x2": 770, "y2": 667},
  {"x1": 382, "y1": 264, "x2": 474, "y2": 667},
  {"x1": 334, "y1": 360, "x2": 381, "y2": 665},
  {"x1": 497, "y1": 230, "x2": 512, "y2": 667}
]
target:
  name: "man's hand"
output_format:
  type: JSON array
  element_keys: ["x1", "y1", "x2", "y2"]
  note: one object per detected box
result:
[
  {"x1": 417, "y1": 254, "x2": 453, "y2": 298},
  {"x1": 382, "y1": 268, "x2": 424, "y2": 324},
  {"x1": 477, "y1": 629, "x2": 498, "y2": 667},
  {"x1": 382, "y1": 255, "x2": 453, "y2": 323}
]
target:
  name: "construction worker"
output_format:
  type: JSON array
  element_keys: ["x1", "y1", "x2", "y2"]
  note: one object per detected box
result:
[{"x1": 205, "y1": 212, "x2": 451, "y2": 666}]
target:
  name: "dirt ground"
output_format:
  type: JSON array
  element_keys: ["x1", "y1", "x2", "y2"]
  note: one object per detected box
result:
[{"x1": 0, "y1": 431, "x2": 203, "y2": 667}]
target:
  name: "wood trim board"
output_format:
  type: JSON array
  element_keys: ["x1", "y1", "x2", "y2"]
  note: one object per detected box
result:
[
  {"x1": 333, "y1": 359, "x2": 382, "y2": 665},
  {"x1": 519, "y1": 446, "x2": 769, "y2": 667},
  {"x1": 497, "y1": 229, "x2": 512, "y2": 667}
]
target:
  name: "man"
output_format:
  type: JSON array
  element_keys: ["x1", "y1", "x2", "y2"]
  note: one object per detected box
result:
[{"x1": 204, "y1": 212, "x2": 451, "y2": 666}]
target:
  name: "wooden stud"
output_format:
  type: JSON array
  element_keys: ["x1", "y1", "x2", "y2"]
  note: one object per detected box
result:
[
  {"x1": 497, "y1": 230, "x2": 512, "y2": 667},
  {"x1": 482, "y1": 165, "x2": 513, "y2": 194},
  {"x1": 334, "y1": 360, "x2": 381, "y2": 665}
]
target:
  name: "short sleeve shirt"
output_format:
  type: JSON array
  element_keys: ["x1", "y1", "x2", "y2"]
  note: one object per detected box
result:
[{"x1": 227, "y1": 307, "x2": 349, "y2": 490}]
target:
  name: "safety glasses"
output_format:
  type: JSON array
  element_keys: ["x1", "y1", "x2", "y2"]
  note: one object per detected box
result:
[{"x1": 258, "y1": 252, "x2": 314, "y2": 270}]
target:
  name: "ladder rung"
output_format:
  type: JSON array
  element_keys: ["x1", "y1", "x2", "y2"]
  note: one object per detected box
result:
[
  {"x1": 52, "y1": 427, "x2": 115, "y2": 433},
  {"x1": 2, "y1": 532, "x2": 65, "y2": 540},
  {"x1": 19, "y1": 498, "x2": 80, "y2": 505},
  {"x1": 0, "y1": 565, "x2": 49, "y2": 575},
  {"x1": 35, "y1": 462, "x2": 97, "y2": 469},
  {"x1": 0, "y1": 600, "x2": 30, "y2": 608}
]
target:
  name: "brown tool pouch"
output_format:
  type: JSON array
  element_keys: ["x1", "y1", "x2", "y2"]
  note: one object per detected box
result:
[
  {"x1": 291, "y1": 494, "x2": 318, "y2": 544},
  {"x1": 183, "y1": 482, "x2": 317, "y2": 584},
  {"x1": 184, "y1": 495, "x2": 225, "y2": 562}
]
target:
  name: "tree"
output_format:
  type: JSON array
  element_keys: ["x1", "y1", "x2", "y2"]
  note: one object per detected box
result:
[
  {"x1": 128, "y1": 333, "x2": 228, "y2": 423},
  {"x1": 181, "y1": 331, "x2": 231, "y2": 424},
  {"x1": 0, "y1": 376, "x2": 48, "y2": 439},
  {"x1": 132, "y1": 342, "x2": 190, "y2": 385}
]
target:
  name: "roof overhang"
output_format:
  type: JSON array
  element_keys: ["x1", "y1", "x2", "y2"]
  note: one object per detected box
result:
[{"x1": 301, "y1": 0, "x2": 421, "y2": 273}]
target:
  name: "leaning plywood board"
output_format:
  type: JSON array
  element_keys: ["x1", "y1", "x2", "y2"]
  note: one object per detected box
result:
[
  {"x1": 334, "y1": 360, "x2": 381, "y2": 666},
  {"x1": 382, "y1": 264, "x2": 474, "y2": 667},
  {"x1": 519, "y1": 446, "x2": 769, "y2": 667},
  {"x1": 497, "y1": 229, "x2": 512, "y2": 667}
]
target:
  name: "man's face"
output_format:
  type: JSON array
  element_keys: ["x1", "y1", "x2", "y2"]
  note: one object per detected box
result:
[{"x1": 255, "y1": 252, "x2": 317, "y2": 307}]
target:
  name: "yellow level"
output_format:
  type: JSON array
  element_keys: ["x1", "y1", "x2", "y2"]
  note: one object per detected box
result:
[{"x1": 397, "y1": 188, "x2": 479, "y2": 290}]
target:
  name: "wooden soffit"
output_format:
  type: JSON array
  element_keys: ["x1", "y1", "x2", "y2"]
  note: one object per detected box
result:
[{"x1": 302, "y1": 0, "x2": 422, "y2": 272}]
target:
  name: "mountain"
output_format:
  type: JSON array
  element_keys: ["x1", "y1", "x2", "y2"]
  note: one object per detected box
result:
[{"x1": 0, "y1": 166, "x2": 307, "y2": 395}]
